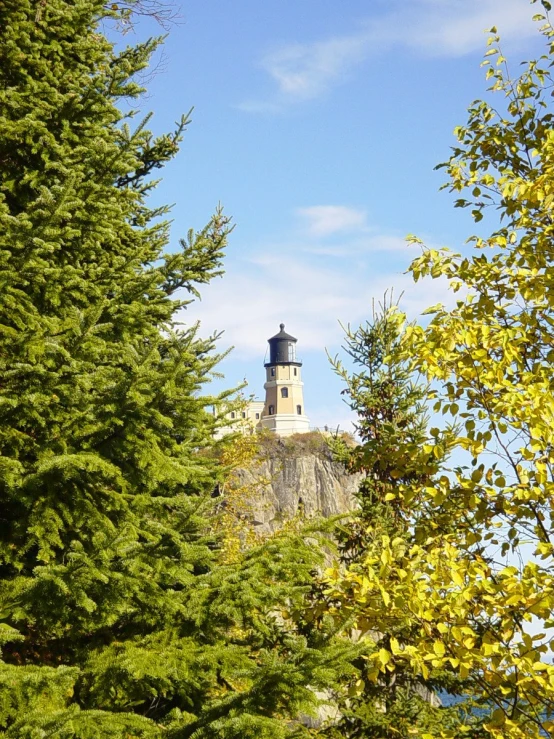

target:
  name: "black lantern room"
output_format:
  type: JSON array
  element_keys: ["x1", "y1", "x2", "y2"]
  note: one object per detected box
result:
[{"x1": 265, "y1": 323, "x2": 301, "y2": 367}]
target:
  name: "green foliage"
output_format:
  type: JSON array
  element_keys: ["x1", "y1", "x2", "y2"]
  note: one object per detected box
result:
[
  {"x1": 329, "y1": 302, "x2": 446, "y2": 555},
  {"x1": 256, "y1": 430, "x2": 351, "y2": 461},
  {"x1": 0, "y1": 1, "x2": 355, "y2": 735}
]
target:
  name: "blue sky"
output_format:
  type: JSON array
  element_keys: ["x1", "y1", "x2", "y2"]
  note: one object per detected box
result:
[{"x1": 123, "y1": 0, "x2": 545, "y2": 432}]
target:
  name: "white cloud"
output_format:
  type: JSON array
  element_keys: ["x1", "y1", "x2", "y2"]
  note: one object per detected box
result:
[
  {"x1": 294, "y1": 205, "x2": 417, "y2": 255},
  {"x1": 181, "y1": 206, "x2": 452, "y2": 359},
  {"x1": 297, "y1": 205, "x2": 368, "y2": 237},
  {"x1": 261, "y1": 34, "x2": 368, "y2": 102},
  {"x1": 238, "y1": 31, "x2": 374, "y2": 111},
  {"x1": 182, "y1": 249, "x2": 452, "y2": 360},
  {"x1": 303, "y1": 233, "x2": 411, "y2": 256},
  {"x1": 240, "y1": 0, "x2": 540, "y2": 110},
  {"x1": 404, "y1": 0, "x2": 537, "y2": 56}
]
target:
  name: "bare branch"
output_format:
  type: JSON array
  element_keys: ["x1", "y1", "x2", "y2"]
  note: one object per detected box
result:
[{"x1": 105, "y1": 0, "x2": 182, "y2": 31}]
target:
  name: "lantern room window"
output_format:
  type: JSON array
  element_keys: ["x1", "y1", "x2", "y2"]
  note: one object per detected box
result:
[{"x1": 288, "y1": 342, "x2": 296, "y2": 362}]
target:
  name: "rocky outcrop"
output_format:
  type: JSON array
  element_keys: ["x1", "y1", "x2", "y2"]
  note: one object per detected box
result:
[{"x1": 233, "y1": 434, "x2": 362, "y2": 533}]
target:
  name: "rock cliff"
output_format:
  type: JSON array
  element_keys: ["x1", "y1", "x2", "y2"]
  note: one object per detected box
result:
[{"x1": 233, "y1": 433, "x2": 361, "y2": 533}]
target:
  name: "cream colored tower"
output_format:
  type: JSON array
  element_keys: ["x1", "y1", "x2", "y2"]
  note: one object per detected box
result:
[{"x1": 260, "y1": 324, "x2": 310, "y2": 436}]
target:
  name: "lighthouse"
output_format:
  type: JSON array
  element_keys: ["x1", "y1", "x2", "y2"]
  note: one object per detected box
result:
[{"x1": 260, "y1": 323, "x2": 310, "y2": 436}]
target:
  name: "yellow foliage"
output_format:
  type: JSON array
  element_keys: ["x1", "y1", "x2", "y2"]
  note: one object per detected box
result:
[
  {"x1": 213, "y1": 432, "x2": 310, "y2": 564},
  {"x1": 213, "y1": 433, "x2": 271, "y2": 563},
  {"x1": 319, "y1": 13, "x2": 554, "y2": 738}
]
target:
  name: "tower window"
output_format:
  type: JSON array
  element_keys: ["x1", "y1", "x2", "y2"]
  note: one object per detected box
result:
[
  {"x1": 281, "y1": 387, "x2": 288, "y2": 398},
  {"x1": 255, "y1": 412, "x2": 260, "y2": 419},
  {"x1": 271, "y1": 367, "x2": 275, "y2": 377},
  {"x1": 294, "y1": 367, "x2": 297, "y2": 376},
  {"x1": 269, "y1": 405, "x2": 274, "y2": 415},
  {"x1": 242, "y1": 412, "x2": 246, "y2": 418},
  {"x1": 296, "y1": 405, "x2": 302, "y2": 415}
]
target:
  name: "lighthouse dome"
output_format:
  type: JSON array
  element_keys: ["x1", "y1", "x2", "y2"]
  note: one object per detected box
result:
[{"x1": 265, "y1": 323, "x2": 300, "y2": 366}]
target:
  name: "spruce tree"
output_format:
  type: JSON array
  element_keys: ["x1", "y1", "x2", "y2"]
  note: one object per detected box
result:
[
  {"x1": 316, "y1": 302, "x2": 466, "y2": 738},
  {"x1": 0, "y1": 2, "x2": 354, "y2": 735}
]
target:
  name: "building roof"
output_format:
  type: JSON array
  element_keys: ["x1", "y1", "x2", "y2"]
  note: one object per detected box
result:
[{"x1": 268, "y1": 323, "x2": 297, "y2": 343}]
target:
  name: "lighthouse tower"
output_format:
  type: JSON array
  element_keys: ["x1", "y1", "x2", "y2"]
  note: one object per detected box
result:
[{"x1": 260, "y1": 324, "x2": 310, "y2": 436}]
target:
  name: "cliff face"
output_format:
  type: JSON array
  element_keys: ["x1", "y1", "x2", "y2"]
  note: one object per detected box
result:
[{"x1": 233, "y1": 435, "x2": 362, "y2": 533}]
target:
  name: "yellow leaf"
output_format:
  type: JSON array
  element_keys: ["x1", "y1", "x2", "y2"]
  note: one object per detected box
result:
[{"x1": 433, "y1": 641, "x2": 446, "y2": 658}]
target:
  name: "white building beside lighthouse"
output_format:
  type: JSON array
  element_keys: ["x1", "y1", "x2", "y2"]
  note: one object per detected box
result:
[{"x1": 213, "y1": 323, "x2": 310, "y2": 438}]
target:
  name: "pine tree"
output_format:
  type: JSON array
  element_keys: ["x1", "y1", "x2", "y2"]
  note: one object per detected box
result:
[{"x1": 0, "y1": 2, "x2": 354, "y2": 735}]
